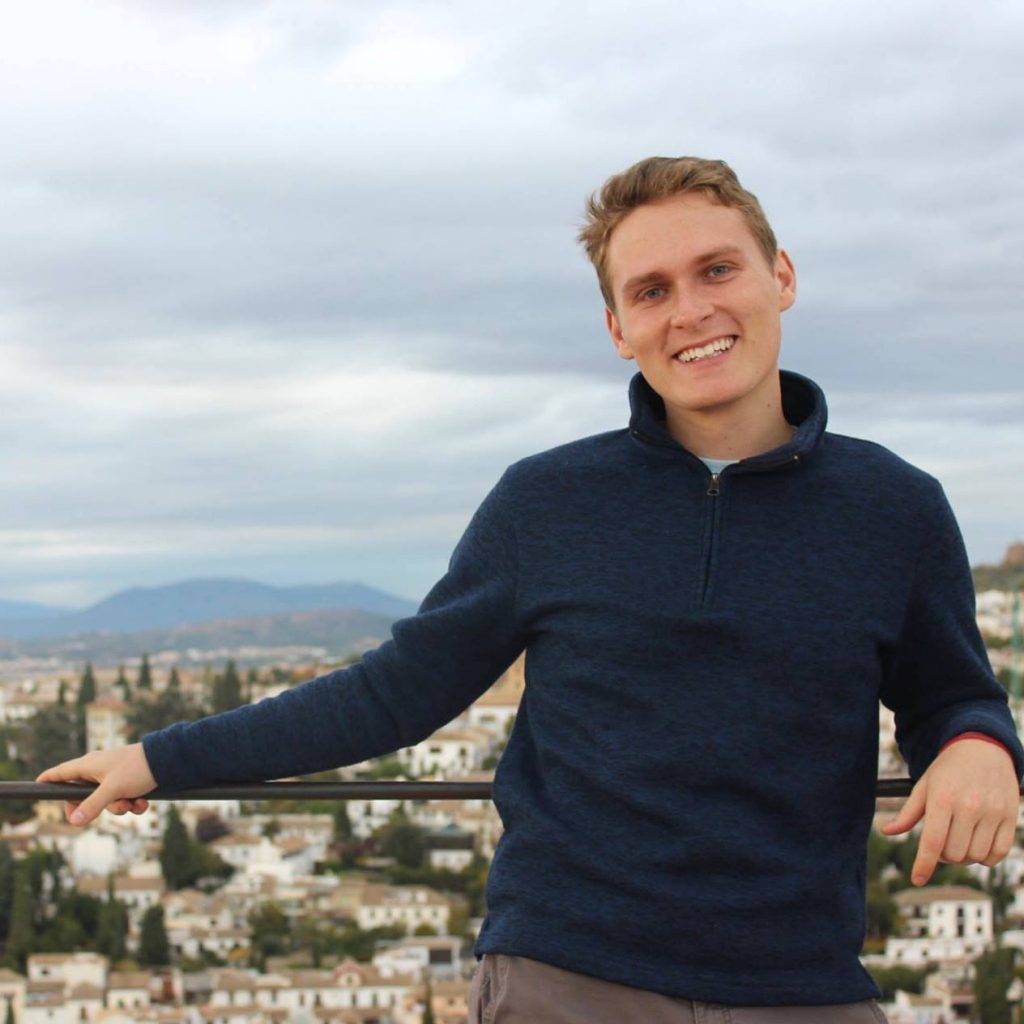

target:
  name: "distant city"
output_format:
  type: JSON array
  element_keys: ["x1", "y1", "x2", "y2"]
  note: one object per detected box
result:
[{"x1": 0, "y1": 545, "x2": 1021, "y2": 1023}]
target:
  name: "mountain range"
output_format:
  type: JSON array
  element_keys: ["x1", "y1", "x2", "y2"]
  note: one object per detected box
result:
[{"x1": 0, "y1": 578, "x2": 419, "y2": 642}]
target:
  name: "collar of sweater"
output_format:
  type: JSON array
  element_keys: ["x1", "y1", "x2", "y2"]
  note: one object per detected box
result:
[{"x1": 627, "y1": 367, "x2": 829, "y2": 469}]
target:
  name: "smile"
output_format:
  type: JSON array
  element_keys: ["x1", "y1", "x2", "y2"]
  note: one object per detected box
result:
[{"x1": 674, "y1": 336, "x2": 738, "y2": 364}]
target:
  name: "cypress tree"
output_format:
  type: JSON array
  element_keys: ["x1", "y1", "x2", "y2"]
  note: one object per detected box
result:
[
  {"x1": 159, "y1": 806, "x2": 193, "y2": 890},
  {"x1": 96, "y1": 877, "x2": 128, "y2": 962},
  {"x1": 422, "y1": 976, "x2": 435, "y2": 1024},
  {"x1": 115, "y1": 666, "x2": 131, "y2": 702},
  {"x1": 4, "y1": 997, "x2": 13, "y2": 1024},
  {"x1": 56, "y1": 681, "x2": 67, "y2": 706},
  {"x1": 4, "y1": 863, "x2": 34, "y2": 971},
  {"x1": 0, "y1": 845, "x2": 15, "y2": 944},
  {"x1": 137, "y1": 654, "x2": 153, "y2": 691},
  {"x1": 78, "y1": 663, "x2": 97, "y2": 706},
  {"x1": 75, "y1": 663, "x2": 97, "y2": 754},
  {"x1": 167, "y1": 666, "x2": 181, "y2": 690},
  {"x1": 138, "y1": 906, "x2": 170, "y2": 966},
  {"x1": 211, "y1": 659, "x2": 243, "y2": 714}
]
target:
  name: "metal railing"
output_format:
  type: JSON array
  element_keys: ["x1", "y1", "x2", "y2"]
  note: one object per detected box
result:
[{"x1": 0, "y1": 777, "x2": 938, "y2": 802}]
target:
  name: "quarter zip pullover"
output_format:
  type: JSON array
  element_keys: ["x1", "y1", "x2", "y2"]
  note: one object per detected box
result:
[{"x1": 143, "y1": 368, "x2": 1024, "y2": 1006}]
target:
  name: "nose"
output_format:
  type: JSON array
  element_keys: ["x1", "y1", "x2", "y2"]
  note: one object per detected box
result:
[{"x1": 668, "y1": 287, "x2": 715, "y2": 329}]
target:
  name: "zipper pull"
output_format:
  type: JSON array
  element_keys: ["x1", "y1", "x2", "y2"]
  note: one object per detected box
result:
[{"x1": 707, "y1": 473, "x2": 720, "y2": 497}]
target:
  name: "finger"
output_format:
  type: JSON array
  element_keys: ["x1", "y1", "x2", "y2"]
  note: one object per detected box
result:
[
  {"x1": 130, "y1": 799, "x2": 150, "y2": 814},
  {"x1": 940, "y1": 809, "x2": 982, "y2": 865},
  {"x1": 37, "y1": 760, "x2": 91, "y2": 784},
  {"x1": 983, "y1": 817, "x2": 1018, "y2": 868},
  {"x1": 882, "y1": 780, "x2": 928, "y2": 835},
  {"x1": 964, "y1": 816, "x2": 999, "y2": 866},
  {"x1": 107, "y1": 799, "x2": 133, "y2": 816},
  {"x1": 912, "y1": 802, "x2": 953, "y2": 886},
  {"x1": 64, "y1": 800, "x2": 83, "y2": 824},
  {"x1": 70, "y1": 782, "x2": 121, "y2": 827}
]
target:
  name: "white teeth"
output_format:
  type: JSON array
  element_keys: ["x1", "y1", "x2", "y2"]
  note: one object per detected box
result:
[{"x1": 676, "y1": 336, "x2": 737, "y2": 363}]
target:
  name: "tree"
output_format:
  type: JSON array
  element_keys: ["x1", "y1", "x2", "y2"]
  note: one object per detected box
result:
[
  {"x1": 866, "y1": 827, "x2": 893, "y2": 882},
  {"x1": 245, "y1": 667, "x2": 259, "y2": 704},
  {"x1": 0, "y1": 766, "x2": 32, "y2": 828},
  {"x1": 96, "y1": 891, "x2": 129, "y2": 962},
  {"x1": 159, "y1": 806, "x2": 233, "y2": 891},
  {"x1": 78, "y1": 663, "x2": 97, "y2": 706},
  {"x1": 973, "y1": 945, "x2": 1016, "y2": 1024},
  {"x1": 159, "y1": 806, "x2": 193, "y2": 890},
  {"x1": 376, "y1": 813, "x2": 427, "y2": 869},
  {"x1": 56, "y1": 680, "x2": 67, "y2": 706},
  {"x1": 138, "y1": 906, "x2": 170, "y2": 966},
  {"x1": 865, "y1": 964, "x2": 927, "y2": 1002},
  {"x1": 75, "y1": 663, "x2": 97, "y2": 755},
  {"x1": 17, "y1": 704, "x2": 80, "y2": 779},
  {"x1": 137, "y1": 654, "x2": 153, "y2": 691},
  {"x1": 422, "y1": 975, "x2": 435, "y2": 1024},
  {"x1": 211, "y1": 659, "x2": 243, "y2": 714},
  {"x1": 0, "y1": 845, "x2": 14, "y2": 945},
  {"x1": 248, "y1": 902, "x2": 290, "y2": 971},
  {"x1": 124, "y1": 686, "x2": 203, "y2": 744},
  {"x1": 865, "y1": 879, "x2": 899, "y2": 941},
  {"x1": 4, "y1": 863, "x2": 34, "y2": 970},
  {"x1": 115, "y1": 666, "x2": 131, "y2": 702},
  {"x1": 333, "y1": 805, "x2": 353, "y2": 842},
  {"x1": 167, "y1": 666, "x2": 181, "y2": 690},
  {"x1": 195, "y1": 814, "x2": 231, "y2": 844}
]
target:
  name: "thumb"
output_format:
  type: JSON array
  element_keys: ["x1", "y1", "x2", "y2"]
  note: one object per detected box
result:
[
  {"x1": 881, "y1": 780, "x2": 927, "y2": 835},
  {"x1": 69, "y1": 781, "x2": 120, "y2": 827}
]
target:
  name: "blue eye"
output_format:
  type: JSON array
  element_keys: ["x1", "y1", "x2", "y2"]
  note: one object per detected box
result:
[
  {"x1": 708, "y1": 264, "x2": 731, "y2": 278},
  {"x1": 640, "y1": 286, "x2": 664, "y2": 301}
]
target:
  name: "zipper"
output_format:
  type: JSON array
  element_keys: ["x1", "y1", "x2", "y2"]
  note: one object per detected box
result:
[
  {"x1": 632, "y1": 427, "x2": 801, "y2": 606},
  {"x1": 699, "y1": 471, "x2": 721, "y2": 604}
]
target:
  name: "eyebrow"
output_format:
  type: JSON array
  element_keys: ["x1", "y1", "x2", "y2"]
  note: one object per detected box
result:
[{"x1": 619, "y1": 246, "x2": 746, "y2": 299}]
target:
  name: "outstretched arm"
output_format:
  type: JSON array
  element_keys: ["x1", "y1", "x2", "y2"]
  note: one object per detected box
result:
[{"x1": 36, "y1": 468, "x2": 526, "y2": 824}]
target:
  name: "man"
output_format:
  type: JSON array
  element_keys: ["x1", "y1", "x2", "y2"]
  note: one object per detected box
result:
[{"x1": 40, "y1": 157, "x2": 1023, "y2": 1023}]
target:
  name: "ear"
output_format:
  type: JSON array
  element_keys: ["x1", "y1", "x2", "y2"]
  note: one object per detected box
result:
[
  {"x1": 605, "y1": 306, "x2": 635, "y2": 360},
  {"x1": 775, "y1": 249, "x2": 797, "y2": 312}
]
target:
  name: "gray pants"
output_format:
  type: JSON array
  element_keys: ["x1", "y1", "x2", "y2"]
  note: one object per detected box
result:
[{"x1": 469, "y1": 954, "x2": 890, "y2": 1024}]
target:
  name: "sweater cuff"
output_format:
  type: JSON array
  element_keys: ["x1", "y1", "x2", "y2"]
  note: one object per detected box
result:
[{"x1": 939, "y1": 732, "x2": 1013, "y2": 761}]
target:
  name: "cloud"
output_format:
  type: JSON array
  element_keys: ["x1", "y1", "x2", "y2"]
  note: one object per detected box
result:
[{"x1": 0, "y1": 0, "x2": 1021, "y2": 604}]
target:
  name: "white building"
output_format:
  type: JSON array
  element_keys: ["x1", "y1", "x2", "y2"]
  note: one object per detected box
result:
[
  {"x1": 354, "y1": 883, "x2": 451, "y2": 935},
  {"x1": 85, "y1": 699, "x2": 130, "y2": 752},
  {"x1": 885, "y1": 885, "x2": 993, "y2": 966},
  {"x1": 397, "y1": 726, "x2": 493, "y2": 778}
]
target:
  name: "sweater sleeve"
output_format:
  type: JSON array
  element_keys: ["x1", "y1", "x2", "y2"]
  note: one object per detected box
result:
[
  {"x1": 879, "y1": 477, "x2": 1024, "y2": 784},
  {"x1": 141, "y1": 470, "x2": 525, "y2": 790}
]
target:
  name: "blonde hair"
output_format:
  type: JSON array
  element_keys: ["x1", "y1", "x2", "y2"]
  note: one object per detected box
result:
[{"x1": 578, "y1": 156, "x2": 779, "y2": 309}]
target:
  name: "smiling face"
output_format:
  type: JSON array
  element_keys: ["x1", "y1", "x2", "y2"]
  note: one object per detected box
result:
[{"x1": 605, "y1": 192, "x2": 796, "y2": 442}]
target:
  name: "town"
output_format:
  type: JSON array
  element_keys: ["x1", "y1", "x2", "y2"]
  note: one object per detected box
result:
[{"x1": 0, "y1": 549, "x2": 1022, "y2": 1024}]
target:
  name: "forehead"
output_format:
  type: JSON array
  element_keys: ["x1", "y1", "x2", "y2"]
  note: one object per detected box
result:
[{"x1": 606, "y1": 193, "x2": 760, "y2": 295}]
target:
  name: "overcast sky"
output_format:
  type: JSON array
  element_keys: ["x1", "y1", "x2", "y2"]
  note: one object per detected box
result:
[{"x1": 2, "y1": 0, "x2": 1022, "y2": 608}]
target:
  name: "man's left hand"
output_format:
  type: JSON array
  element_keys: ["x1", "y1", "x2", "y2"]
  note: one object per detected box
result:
[{"x1": 880, "y1": 739, "x2": 1020, "y2": 886}]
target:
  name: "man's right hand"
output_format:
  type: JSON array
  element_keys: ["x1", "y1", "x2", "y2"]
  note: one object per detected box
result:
[{"x1": 35, "y1": 743, "x2": 158, "y2": 826}]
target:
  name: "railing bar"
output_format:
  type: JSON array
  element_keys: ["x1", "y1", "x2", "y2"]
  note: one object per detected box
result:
[
  {"x1": 0, "y1": 781, "x2": 494, "y2": 801},
  {"x1": 0, "y1": 778, "x2": 967, "y2": 801}
]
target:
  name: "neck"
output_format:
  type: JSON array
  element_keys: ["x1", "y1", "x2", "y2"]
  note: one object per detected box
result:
[{"x1": 664, "y1": 380, "x2": 794, "y2": 460}]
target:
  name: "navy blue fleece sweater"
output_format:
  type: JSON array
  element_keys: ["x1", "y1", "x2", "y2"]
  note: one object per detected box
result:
[{"x1": 143, "y1": 368, "x2": 1024, "y2": 1005}]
